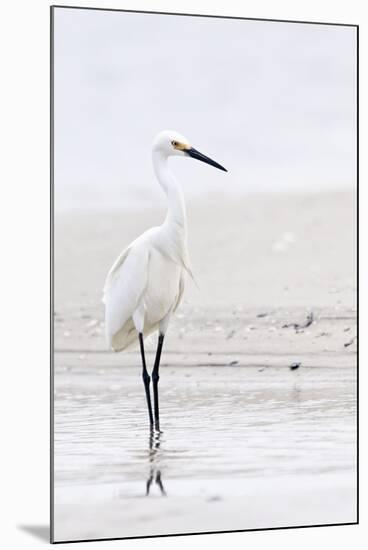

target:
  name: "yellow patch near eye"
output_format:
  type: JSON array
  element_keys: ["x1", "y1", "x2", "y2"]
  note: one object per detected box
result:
[{"x1": 173, "y1": 141, "x2": 190, "y2": 151}]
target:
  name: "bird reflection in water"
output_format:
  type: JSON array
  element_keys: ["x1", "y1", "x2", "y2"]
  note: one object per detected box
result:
[{"x1": 146, "y1": 429, "x2": 166, "y2": 496}]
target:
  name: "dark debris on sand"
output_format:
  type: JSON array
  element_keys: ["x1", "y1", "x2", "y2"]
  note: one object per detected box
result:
[
  {"x1": 290, "y1": 362, "x2": 302, "y2": 371},
  {"x1": 282, "y1": 311, "x2": 314, "y2": 332},
  {"x1": 344, "y1": 336, "x2": 357, "y2": 348}
]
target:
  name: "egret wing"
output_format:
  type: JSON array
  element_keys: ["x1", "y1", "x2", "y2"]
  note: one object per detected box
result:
[
  {"x1": 103, "y1": 241, "x2": 150, "y2": 348},
  {"x1": 102, "y1": 245, "x2": 131, "y2": 304}
]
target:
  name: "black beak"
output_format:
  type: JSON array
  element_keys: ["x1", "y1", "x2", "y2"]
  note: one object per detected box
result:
[{"x1": 186, "y1": 147, "x2": 227, "y2": 172}]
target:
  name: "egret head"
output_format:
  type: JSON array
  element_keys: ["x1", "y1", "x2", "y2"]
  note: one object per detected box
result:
[{"x1": 152, "y1": 130, "x2": 227, "y2": 172}]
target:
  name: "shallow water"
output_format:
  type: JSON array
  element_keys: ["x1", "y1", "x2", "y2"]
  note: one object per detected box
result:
[{"x1": 53, "y1": 361, "x2": 356, "y2": 540}]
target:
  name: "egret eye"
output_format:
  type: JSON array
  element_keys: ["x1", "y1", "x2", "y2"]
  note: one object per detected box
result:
[{"x1": 171, "y1": 140, "x2": 177, "y2": 147}]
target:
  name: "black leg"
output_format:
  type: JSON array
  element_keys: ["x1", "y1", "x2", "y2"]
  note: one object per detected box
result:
[
  {"x1": 146, "y1": 468, "x2": 154, "y2": 496},
  {"x1": 152, "y1": 334, "x2": 164, "y2": 430},
  {"x1": 139, "y1": 333, "x2": 153, "y2": 427},
  {"x1": 145, "y1": 429, "x2": 167, "y2": 497},
  {"x1": 155, "y1": 470, "x2": 167, "y2": 496}
]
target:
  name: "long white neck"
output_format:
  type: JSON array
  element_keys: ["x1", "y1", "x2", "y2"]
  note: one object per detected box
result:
[{"x1": 152, "y1": 150, "x2": 187, "y2": 234}]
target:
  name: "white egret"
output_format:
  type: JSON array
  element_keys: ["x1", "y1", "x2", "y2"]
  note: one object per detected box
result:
[{"x1": 103, "y1": 130, "x2": 227, "y2": 429}]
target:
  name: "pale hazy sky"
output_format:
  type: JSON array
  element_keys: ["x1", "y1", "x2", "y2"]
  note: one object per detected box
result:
[{"x1": 53, "y1": 8, "x2": 357, "y2": 210}]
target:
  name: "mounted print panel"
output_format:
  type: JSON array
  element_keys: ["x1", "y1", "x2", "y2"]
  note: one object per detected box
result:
[{"x1": 51, "y1": 6, "x2": 358, "y2": 543}]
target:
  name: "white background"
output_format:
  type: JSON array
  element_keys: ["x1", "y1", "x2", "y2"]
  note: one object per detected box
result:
[
  {"x1": 53, "y1": 6, "x2": 356, "y2": 210},
  {"x1": 0, "y1": 1, "x2": 366, "y2": 549}
]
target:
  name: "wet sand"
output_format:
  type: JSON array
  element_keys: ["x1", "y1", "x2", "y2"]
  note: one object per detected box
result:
[
  {"x1": 54, "y1": 362, "x2": 356, "y2": 541},
  {"x1": 53, "y1": 191, "x2": 357, "y2": 542}
]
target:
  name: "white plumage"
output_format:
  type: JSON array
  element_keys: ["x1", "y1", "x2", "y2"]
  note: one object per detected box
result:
[
  {"x1": 103, "y1": 227, "x2": 186, "y2": 351},
  {"x1": 103, "y1": 130, "x2": 192, "y2": 352}
]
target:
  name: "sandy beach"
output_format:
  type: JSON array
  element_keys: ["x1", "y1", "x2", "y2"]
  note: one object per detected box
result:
[{"x1": 53, "y1": 190, "x2": 357, "y2": 542}]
